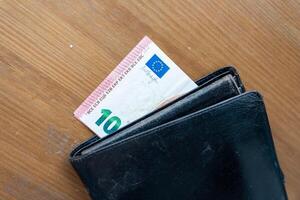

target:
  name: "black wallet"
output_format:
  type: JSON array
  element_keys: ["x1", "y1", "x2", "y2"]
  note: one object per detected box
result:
[{"x1": 70, "y1": 67, "x2": 287, "y2": 200}]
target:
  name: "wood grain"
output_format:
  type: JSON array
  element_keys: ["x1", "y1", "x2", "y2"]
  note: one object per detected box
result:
[{"x1": 0, "y1": 0, "x2": 299, "y2": 199}]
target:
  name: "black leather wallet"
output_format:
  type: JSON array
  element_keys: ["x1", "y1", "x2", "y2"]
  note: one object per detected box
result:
[{"x1": 70, "y1": 67, "x2": 287, "y2": 200}]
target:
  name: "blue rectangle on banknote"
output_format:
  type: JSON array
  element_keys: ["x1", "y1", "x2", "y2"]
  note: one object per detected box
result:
[{"x1": 146, "y1": 54, "x2": 169, "y2": 78}]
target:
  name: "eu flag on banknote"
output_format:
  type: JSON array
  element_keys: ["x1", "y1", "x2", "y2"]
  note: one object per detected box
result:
[{"x1": 146, "y1": 54, "x2": 169, "y2": 78}]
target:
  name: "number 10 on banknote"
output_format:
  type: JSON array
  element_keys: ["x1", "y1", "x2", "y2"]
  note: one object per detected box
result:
[
  {"x1": 74, "y1": 36, "x2": 197, "y2": 138},
  {"x1": 95, "y1": 108, "x2": 121, "y2": 135}
]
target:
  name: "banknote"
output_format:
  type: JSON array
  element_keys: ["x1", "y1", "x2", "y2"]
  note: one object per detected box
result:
[{"x1": 74, "y1": 36, "x2": 197, "y2": 138}]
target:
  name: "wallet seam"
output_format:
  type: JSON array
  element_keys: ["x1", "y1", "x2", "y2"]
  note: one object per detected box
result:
[
  {"x1": 195, "y1": 66, "x2": 245, "y2": 92},
  {"x1": 71, "y1": 91, "x2": 261, "y2": 162}
]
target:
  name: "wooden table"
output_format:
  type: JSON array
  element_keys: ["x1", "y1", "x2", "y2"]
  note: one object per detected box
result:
[{"x1": 0, "y1": 1, "x2": 299, "y2": 199}]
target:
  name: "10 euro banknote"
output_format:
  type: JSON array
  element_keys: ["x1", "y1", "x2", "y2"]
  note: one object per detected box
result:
[{"x1": 74, "y1": 36, "x2": 197, "y2": 138}]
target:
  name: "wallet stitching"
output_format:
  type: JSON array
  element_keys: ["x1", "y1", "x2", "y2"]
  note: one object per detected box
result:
[{"x1": 71, "y1": 91, "x2": 262, "y2": 162}]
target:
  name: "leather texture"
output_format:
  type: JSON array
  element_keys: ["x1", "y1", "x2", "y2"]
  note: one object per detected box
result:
[{"x1": 70, "y1": 67, "x2": 287, "y2": 200}]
